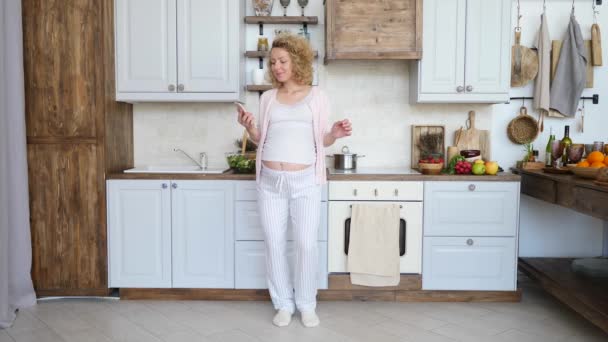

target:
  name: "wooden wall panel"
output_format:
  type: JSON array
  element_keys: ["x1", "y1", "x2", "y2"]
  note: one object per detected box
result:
[
  {"x1": 23, "y1": 0, "x2": 133, "y2": 295},
  {"x1": 101, "y1": 0, "x2": 133, "y2": 174},
  {"x1": 28, "y1": 144, "x2": 105, "y2": 290},
  {"x1": 22, "y1": 0, "x2": 101, "y2": 138}
]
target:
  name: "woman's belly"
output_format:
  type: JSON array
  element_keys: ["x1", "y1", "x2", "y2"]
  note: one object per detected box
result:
[{"x1": 262, "y1": 160, "x2": 312, "y2": 171}]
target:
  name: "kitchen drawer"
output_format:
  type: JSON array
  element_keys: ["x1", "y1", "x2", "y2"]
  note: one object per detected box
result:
[
  {"x1": 422, "y1": 236, "x2": 517, "y2": 291},
  {"x1": 236, "y1": 181, "x2": 258, "y2": 201},
  {"x1": 234, "y1": 241, "x2": 328, "y2": 289},
  {"x1": 236, "y1": 181, "x2": 328, "y2": 201},
  {"x1": 235, "y1": 201, "x2": 327, "y2": 241},
  {"x1": 424, "y1": 181, "x2": 519, "y2": 237},
  {"x1": 329, "y1": 181, "x2": 423, "y2": 201}
]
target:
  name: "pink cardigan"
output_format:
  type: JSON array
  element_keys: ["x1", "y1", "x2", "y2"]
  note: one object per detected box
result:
[{"x1": 255, "y1": 87, "x2": 329, "y2": 185}]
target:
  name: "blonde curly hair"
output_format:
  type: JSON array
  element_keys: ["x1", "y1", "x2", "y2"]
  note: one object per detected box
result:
[{"x1": 267, "y1": 33, "x2": 314, "y2": 87}]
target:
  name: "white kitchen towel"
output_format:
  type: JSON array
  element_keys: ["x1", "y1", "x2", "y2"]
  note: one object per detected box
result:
[
  {"x1": 347, "y1": 203, "x2": 400, "y2": 287},
  {"x1": 549, "y1": 14, "x2": 587, "y2": 117},
  {"x1": 533, "y1": 13, "x2": 551, "y2": 115}
]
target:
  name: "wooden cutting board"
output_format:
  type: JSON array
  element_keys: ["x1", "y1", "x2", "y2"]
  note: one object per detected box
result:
[{"x1": 454, "y1": 111, "x2": 491, "y2": 161}]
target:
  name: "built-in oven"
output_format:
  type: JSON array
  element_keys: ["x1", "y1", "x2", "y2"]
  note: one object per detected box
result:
[{"x1": 327, "y1": 181, "x2": 423, "y2": 274}]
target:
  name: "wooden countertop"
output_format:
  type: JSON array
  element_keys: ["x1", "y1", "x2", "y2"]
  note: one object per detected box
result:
[
  {"x1": 107, "y1": 169, "x2": 521, "y2": 181},
  {"x1": 327, "y1": 172, "x2": 520, "y2": 182},
  {"x1": 107, "y1": 170, "x2": 256, "y2": 180},
  {"x1": 512, "y1": 168, "x2": 608, "y2": 193}
]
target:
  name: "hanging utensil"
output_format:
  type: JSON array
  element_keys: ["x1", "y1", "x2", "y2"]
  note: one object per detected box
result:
[
  {"x1": 580, "y1": 99, "x2": 585, "y2": 133},
  {"x1": 591, "y1": 2, "x2": 602, "y2": 66},
  {"x1": 511, "y1": 1, "x2": 539, "y2": 87},
  {"x1": 507, "y1": 105, "x2": 539, "y2": 144},
  {"x1": 241, "y1": 129, "x2": 248, "y2": 155}
]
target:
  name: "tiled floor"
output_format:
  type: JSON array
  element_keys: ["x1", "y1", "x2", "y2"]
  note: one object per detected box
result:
[{"x1": 1, "y1": 282, "x2": 607, "y2": 342}]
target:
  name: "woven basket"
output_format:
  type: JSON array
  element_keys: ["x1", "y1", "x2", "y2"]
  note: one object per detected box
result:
[{"x1": 507, "y1": 106, "x2": 539, "y2": 144}]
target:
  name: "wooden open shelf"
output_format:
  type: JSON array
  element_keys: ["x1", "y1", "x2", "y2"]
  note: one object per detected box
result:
[
  {"x1": 245, "y1": 50, "x2": 318, "y2": 58},
  {"x1": 519, "y1": 257, "x2": 608, "y2": 334},
  {"x1": 244, "y1": 16, "x2": 318, "y2": 25},
  {"x1": 246, "y1": 85, "x2": 272, "y2": 92}
]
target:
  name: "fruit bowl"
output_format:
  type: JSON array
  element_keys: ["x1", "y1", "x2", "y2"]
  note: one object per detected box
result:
[
  {"x1": 567, "y1": 166, "x2": 600, "y2": 179},
  {"x1": 418, "y1": 162, "x2": 443, "y2": 175}
]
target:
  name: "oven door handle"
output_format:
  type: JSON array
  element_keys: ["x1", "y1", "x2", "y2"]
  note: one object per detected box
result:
[{"x1": 344, "y1": 218, "x2": 406, "y2": 256}]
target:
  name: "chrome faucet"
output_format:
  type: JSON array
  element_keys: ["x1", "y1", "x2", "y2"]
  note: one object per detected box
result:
[{"x1": 173, "y1": 148, "x2": 207, "y2": 170}]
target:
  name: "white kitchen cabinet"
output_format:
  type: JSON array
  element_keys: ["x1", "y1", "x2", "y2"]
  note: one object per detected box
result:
[
  {"x1": 114, "y1": 0, "x2": 244, "y2": 102},
  {"x1": 423, "y1": 237, "x2": 517, "y2": 291},
  {"x1": 410, "y1": 0, "x2": 511, "y2": 103},
  {"x1": 107, "y1": 179, "x2": 235, "y2": 289},
  {"x1": 234, "y1": 241, "x2": 328, "y2": 290},
  {"x1": 424, "y1": 181, "x2": 519, "y2": 237},
  {"x1": 107, "y1": 180, "x2": 172, "y2": 288},
  {"x1": 235, "y1": 201, "x2": 328, "y2": 241},
  {"x1": 234, "y1": 181, "x2": 329, "y2": 289},
  {"x1": 171, "y1": 181, "x2": 234, "y2": 288},
  {"x1": 422, "y1": 181, "x2": 520, "y2": 291}
]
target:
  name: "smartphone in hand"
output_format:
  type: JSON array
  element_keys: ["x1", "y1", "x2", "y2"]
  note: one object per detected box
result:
[{"x1": 234, "y1": 101, "x2": 247, "y2": 114}]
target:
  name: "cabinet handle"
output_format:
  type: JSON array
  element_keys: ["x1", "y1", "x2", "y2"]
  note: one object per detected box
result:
[
  {"x1": 456, "y1": 85, "x2": 464, "y2": 93},
  {"x1": 161, "y1": 183, "x2": 168, "y2": 189},
  {"x1": 374, "y1": 189, "x2": 378, "y2": 197},
  {"x1": 467, "y1": 238, "x2": 474, "y2": 246},
  {"x1": 353, "y1": 189, "x2": 358, "y2": 196},
  {"x1": 466, "y1": 85, "x2": 473, "y2": 92},
  {"x1": 468, "y1": 184, "x2": 476, "y2": 191},
  {"x1": 172, "y1": 183, "x2": 178, "y2": 189},
  {"x1": 394, "y1": 189, "x2": 399, "y2": 196},
  {"x1": 168, "y1": 84, "x2": 175, "y2": 91},
  {"x1": 178, "y1": 84, "x2": 185, "y2": 92}
]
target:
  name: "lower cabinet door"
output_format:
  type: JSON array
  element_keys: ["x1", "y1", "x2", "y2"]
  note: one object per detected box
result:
[
  {"x1": 107, "y1": 180, "x2": 172, "y2": 288},
  {"x1": 235, "y1": 241, "x2": 328, "y2": 290},
  {"x1": 422, "y1": 237, "x2": 516, "y2": 291},
  {"x1": 172, "y1": 181, "x2": 234, "y2": 288}
]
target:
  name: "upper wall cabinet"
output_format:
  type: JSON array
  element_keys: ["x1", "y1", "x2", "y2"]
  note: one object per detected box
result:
[
  {"x1": 114, "y1": 0, "x2": 244, "y2": 102},
  {"x1": 325, "y1": 0, "x2": 422, "y2": 63},
  {"x1": 410, "y1": 0, "x2": 511, "y2": 103}
]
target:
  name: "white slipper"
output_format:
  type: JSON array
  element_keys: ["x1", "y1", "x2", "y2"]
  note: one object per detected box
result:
[
  {"x1": 301, "y1": 310, "x2": 320, "y2": 327},
  {"x1": 272, "y1": 309, "x2": 292, "y2": 327}
]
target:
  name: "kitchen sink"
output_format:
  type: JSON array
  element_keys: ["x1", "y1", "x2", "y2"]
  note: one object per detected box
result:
[{"x1": 124, "y1": 165, "x2": 230, "y2": 174}]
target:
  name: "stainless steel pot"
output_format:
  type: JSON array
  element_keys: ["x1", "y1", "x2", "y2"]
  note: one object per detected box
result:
[{"x1": 326, "y1": 146, "x2": 365, "y2": 170}]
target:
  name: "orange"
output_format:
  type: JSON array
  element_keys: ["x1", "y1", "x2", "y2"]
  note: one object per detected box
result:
[
  {"x1": 604, "y1": 155, "x2": 608, "y2": 165},
  {"x1": 577, "y1": 160, "x2": 590, "y2": 167},
  {"x1": 590, "y1": 161, "x2": 606, "y2": 168},
  {"x1": 587, "y1": 151, "x2": 605, "y2": 164}
]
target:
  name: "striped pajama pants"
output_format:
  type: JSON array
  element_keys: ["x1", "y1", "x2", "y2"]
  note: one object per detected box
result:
[{"x1": 257, "y1": 164, "x2": 321, "y2": 314}]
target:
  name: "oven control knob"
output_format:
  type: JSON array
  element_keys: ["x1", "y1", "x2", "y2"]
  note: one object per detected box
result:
[
  {"x1": 394, "y1": 189, "x2": 399, "y2": 196},
  {"x1": 467, "y1": 238, "x2": 474, "y2": 246},
  {"x1": 353, "y1": 189, "x2": 358, "y2": 196},
  {"x1": 374, "y1": 189, "x2": 378, "y2": 197},
  {"x1": 468, "y1": 184, "x2": 476, "y2": 191}
]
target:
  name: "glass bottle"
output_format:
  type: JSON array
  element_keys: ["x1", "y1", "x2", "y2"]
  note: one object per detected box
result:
[
  {"x1": 561, "y1": 125, "x2": 572, "y2": 165},
  {"x1": 545, "y1": 127, "x2": 555, "y2": 166}
]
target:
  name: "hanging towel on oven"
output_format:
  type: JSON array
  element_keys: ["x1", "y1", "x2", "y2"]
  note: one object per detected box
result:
[{"x1": 347, "y1": 203, "x2": 401, "y2": 286}]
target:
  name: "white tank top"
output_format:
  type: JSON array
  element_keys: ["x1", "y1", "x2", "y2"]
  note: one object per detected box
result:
[{"x1": 262, "y1": 93, "x2": 316, "y2": 164}]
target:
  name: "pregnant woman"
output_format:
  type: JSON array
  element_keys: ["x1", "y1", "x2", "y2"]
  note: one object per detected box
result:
[{"x1": 237, "y1": 33, "x2": 351, "y2": 328}]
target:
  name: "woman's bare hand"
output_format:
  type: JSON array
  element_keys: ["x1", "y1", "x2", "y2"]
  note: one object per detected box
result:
[{"x1": 330, "y1": 119, "x2": 352, "y2": 139}]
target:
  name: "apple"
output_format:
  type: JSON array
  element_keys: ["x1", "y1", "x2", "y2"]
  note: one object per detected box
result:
[
  {"x1": 472, "y1": 163, "x2": 486, "y2": 175},
  {"x1": 485, "y1": 161, "x2": 499, "y2": 175}
]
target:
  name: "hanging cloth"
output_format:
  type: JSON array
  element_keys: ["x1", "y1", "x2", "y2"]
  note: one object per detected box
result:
[{"x1": 549, "y1": 14, "x2": 587, "y2": 117}]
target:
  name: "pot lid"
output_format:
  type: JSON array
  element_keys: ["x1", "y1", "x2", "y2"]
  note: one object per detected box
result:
[{"x1": 334, "y1": 145, "x2": 356, "y2": 156}]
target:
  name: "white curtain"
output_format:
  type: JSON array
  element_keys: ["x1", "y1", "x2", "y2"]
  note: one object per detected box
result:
[{"x1": 0, "y1": 0, "x2": 37, "y2": 329}]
